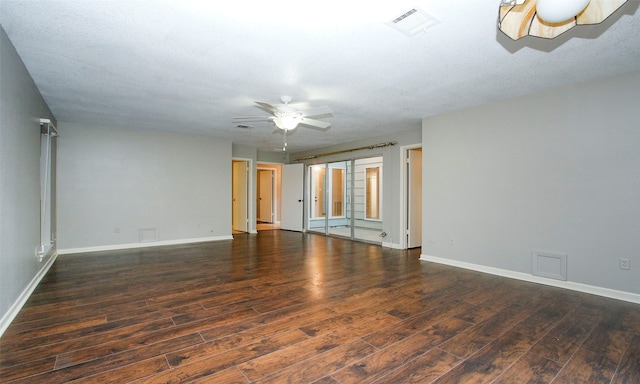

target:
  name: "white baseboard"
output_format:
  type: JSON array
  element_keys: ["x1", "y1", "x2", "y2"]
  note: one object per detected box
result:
[
  {"x1": 382, "y1": 241, "x2": 404, "y2": 249},
  {"x1": 58, "y1": 235, "x2": 234, "y2": 255},
  {"x1": 421, "y1": 254, "x2": 640, "y2": 305},
  {"x1": 0, "y1": 251, "x2": 58, "y2": 337}
]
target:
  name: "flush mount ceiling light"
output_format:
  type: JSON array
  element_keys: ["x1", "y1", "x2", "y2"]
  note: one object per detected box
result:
[{"x1": 498, "y1": 0, "x2": 628, "y2": 40}]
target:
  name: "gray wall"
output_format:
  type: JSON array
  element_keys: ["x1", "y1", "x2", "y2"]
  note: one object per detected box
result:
[
  {"x1": 0, "y1": 26, "x2": 56, "y2": 325},
  {"x1": 257, "y1": 149, "x2": 287, "y2": 164},
  {"x1": 57, "y1": 123, "x2": 232, "y2": 250},
  {"x1": 422, "y1": 71, "x2": 640, "y2": 294}
]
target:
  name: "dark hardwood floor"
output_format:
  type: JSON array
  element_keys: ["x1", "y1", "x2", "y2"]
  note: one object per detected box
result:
[{"x1": 1, "y1": 231, "x2": 639, "y2": 383}]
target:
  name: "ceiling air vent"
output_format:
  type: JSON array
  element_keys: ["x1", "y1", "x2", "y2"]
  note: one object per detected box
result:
[{"x1": 386, "y1": 7, "x2": 439, "y2": 37}]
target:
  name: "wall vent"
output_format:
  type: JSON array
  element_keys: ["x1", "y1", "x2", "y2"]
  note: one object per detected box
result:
[
  {"x1": 392, "y1": 9, "x2": 418, "y2": 24},
  {"x1": 386, "y1": 7, "x2": 439, "y2": 36},
  {"x1": 532, "y1": 251, "x2": 567, "y2": 281},
  {"x1": 139, "y1": 227, "x2": 159, "y2": 243}
]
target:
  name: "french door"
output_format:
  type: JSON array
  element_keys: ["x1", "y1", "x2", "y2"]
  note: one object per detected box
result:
[{"x1": 307, "y1": 156, "x2": 383, "y2": 244}]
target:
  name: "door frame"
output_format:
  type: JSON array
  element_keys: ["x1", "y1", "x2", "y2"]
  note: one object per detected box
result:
[
  {"x1": 232, "y1": 158, "x2": 255, "y2": 234},
  {"x1": 399, "y1": 144, "x2": 422, "y2": 249},
  {"x1": 306, "y1": 156, "x2": 385, "y2": 245},
  {"x1": 256, "y1": 162, "x2": 283, "y2": 229},
  {"x1": 257, "y1": 168, "x2": 275, "y2": 223}
]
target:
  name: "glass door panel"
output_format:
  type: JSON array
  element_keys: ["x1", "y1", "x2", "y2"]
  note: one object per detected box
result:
[
  {"x1": 327, "y1": 161, "x2": 351, "y2": 239},
  {"x1": 354, "y1": 157, "x2": 383, "y2": 243},
  {"x1": 307, "y1": 164, "x2": 326, "y2": 234}
]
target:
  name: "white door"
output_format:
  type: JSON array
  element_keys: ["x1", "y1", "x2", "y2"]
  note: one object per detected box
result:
[
  {"x1": 281, "y1": 163, "x2": 304, "y2": 231},
  {"x1": 257, "y1": 169, "x2": 274, "y2": 223},
  {"x1": 407, "y1": 148, "x2": 422, "y2": 248},
  {"x1": 232, "y1": 160, "x2": 248, "y2": 232}
]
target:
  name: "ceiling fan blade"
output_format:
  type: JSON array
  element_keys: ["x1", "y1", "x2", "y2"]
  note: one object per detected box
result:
[
  {"x1": 300, "y1": 106, "x2": 333, "y2": 118},
  {"x1": 235, "y1": 120, "x2": 274, "y2": 124},
  {"x1": 254, "y1": 101, "x2": 278, "y2": 114},
  {"x1": 233, "y1": 115, "x2": 272, "y2": 119},
  {"x1": 232, "y1": 117, "x2": 274, "y2": 124},
  {"x1": 300, "y1": 117, "x2": 331, "y2": 130}
]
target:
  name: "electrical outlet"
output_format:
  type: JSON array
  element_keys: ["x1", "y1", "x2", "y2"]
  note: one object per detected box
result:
[
  {"x1": 114, "y1": 227, "x2": 120, "y2": 233},
  {"x1": 620, "y1": 258, "x2": 630, "y2": 270}
]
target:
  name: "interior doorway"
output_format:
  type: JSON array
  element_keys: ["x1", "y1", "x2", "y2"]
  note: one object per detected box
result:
[
  {"x1": 257, "y1": 163, "x2": 282, "y2": 231},
  {"x1": 257, "y1": 169, "x2": 274, "y2": 223},
  {"x1": 232, "y1": 159, "x2": 249, "y2": 233}
]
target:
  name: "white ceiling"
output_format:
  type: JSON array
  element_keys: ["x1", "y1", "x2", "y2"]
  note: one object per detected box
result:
[{"x1": 1, "y1": 1, "x2": 639, "y2": 152}]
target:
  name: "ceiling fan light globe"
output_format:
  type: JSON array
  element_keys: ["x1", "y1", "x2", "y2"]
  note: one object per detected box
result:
[
  {"x1": 536, "y1": 0, "x2": 591, "y2": 23},
  {"x1": 274, "y1": 116, "x2": 300, "y2": 130}
]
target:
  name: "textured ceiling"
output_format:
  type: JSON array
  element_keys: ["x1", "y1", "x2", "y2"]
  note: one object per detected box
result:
[{"x1": 1, "y1": 1, "x2": 639, "y2": 152}]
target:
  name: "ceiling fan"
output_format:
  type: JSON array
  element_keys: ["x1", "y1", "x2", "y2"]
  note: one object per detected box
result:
[{"x1": 233, "y1": 96, "x2": 333, "y2": 132}]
